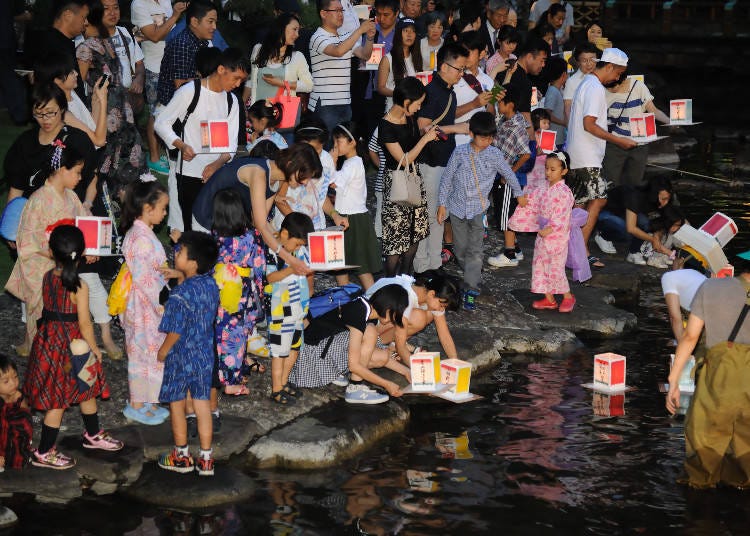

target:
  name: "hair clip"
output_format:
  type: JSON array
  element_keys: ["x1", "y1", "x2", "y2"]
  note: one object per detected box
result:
[
  {"x1": 50, "y1": 141, "x2": 66, "y2": 171},
  {"x1": 139, "y1": 173, "x2": 157, "y2": 183},
  {"x1": 70, "y1": 251, "x2": 77, "y2": 260}
]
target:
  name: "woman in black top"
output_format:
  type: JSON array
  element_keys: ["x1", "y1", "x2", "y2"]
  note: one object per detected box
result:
[{"x1": 378, "y1": 77, "x2": 438, "y2": 276}]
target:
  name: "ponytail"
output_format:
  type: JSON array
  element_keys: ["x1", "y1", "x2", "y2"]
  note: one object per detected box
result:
[{"x1": 48, "y1": 225, "x2": 85, "y2": 292}]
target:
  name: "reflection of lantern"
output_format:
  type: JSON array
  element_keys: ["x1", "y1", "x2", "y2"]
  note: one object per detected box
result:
[{"x1": 593, "y1": 392, "x2": 625, "y2": 417}]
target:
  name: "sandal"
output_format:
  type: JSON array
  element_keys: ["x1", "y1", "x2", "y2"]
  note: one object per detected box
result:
[
  {"x1": 270, "y1": 390, "x2": 296, "y2": 405},
  {"x1": 224, "y1": 384, "x2": 250, "y2": 396},
  {"x1": 245, "y1": 357, "x2": 267, "y2": 374},
  {"x1": 588, "y1": 255, "x2": 605, "y2": 268},
  {"x1": 282, "y1": 382, "x2": 303, "y2": 398}
]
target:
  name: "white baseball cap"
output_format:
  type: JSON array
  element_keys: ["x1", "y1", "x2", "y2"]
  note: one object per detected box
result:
[{"x1": 600, "y1": 48, "x2": 628, "y2": 67}]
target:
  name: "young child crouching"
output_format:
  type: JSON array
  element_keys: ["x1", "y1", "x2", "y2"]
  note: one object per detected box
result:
[
  {"x1": 0, "y1": 355, "x2": 32, "y2": 470},
  {"x1": 157, "y1": 232, "x2": 220, "y2": 476}
]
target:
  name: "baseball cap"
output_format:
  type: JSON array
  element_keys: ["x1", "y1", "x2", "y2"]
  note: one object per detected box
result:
[
  {"x1": 396, "y1": 18, "x2": 417, "y2": 30},
  {"x1": 600, "y1": 47, "x2": 628, "y2": 66}
]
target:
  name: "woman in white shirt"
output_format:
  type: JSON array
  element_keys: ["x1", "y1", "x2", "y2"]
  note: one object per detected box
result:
[
  {"x1": 243, "y1": 13, "x2": 313, "y2": 106},
  {"x1": 420, "y1": 11, "x2": 445, "y2": 71},
  {"x1": 377, "y1": 18, "x2": 423, "y2": 111}
]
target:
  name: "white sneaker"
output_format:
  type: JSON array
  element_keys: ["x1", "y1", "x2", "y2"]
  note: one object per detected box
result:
[
  {"x1": 647, "y1": 254, "x2": 669, "y2": 269},
  {"x1": 514, "y1": 250, "x2": 524, "y2": 261},
  {"x1": 332, "y1": 373, "x2": 349, "y2": 387},
  {"x1": 345, "y1": 383, "x2": 389, "y2": 405},
  {"x1": 626, "y1": 252, "x2": 646, "y2": 265},
  {"x1": 594, "y1": 233, "x2": 617, "y2": 254},
  {"x1": 487, "y1": 253, "x2": 519, "y2": 268}
]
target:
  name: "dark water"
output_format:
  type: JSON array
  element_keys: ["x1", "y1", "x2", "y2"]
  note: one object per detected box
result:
[{"x1": 5, "y1": 138, "x2": 750, "y2": 535}]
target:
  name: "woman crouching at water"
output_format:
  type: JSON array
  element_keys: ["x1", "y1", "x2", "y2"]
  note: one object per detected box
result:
[{"x1": 366, "y1": 272, "x2": 461, "y2": 363}]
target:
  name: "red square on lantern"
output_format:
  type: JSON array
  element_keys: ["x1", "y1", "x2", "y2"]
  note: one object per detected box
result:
[
  {"x1": 307, "y1": 230, "x2": 346, "y2": 269},
  {"x1": 538, "y1": 130, "x2": 557, "y2": 153},
  {"x1": 75, "y1": 216, "x2": 113, "y2": 255},
  {"x1": 208, "y1": 120, "x2": 230, "y2": 152}
]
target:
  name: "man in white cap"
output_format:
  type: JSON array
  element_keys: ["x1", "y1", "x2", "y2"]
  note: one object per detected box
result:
[{"x1": 567, "y1": 47, "x2": 637, "y2": 268}]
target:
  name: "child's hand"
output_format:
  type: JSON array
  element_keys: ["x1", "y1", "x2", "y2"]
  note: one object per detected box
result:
[
  {"x1": 538, "y1": 226, "x2": 552, "y2": 237},
  {"x1": 517, "y1": 195, "x2": 528, "y2": 207},
  {"x1": 384, "y1": 381, "x2": 403, "y2": 397},
  {"x1": 436, "y1": 206, "x2": 447, "y2": 225},
  {"x1": 332, "y1": 213, "x2": 349, "y2": 230},
  {"x1": 92, "y1": 346, "x2": 103, "y2": 363},
  {"x1": 159, "y1": 267, "x2": 182, "y2": 281},
  {"x1": 157, "y1": 346, "x2": 168, "y2": 363}
]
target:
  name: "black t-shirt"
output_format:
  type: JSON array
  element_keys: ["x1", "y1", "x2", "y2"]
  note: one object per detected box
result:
[
  {"x1": 606, "y1": 185, "x2": 660, "y2": 220},
  {"x1": 29, "y1": 28, "x2": 85, "y2": 99},
  {"x1": 378, "y1": 116, "x2": 421, "y2": 170},
  {"x1": 4, "y1": 125, "x2": 97, "y2": 200},
  {"x1": 304, "y1": 297, "x2": 376, "y2": 345},
  {"x1": 417, "y1": 74, "x2": 457, "y2": 167},
  {"x1": 507, "y1": 64, "x2": 533, "y2": 114}
]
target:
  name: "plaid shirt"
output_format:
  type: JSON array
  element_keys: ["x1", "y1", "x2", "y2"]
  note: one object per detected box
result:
[
  {"x1": 493, "y1": 112, "x2": 531, "y2": 165},
  {"x1": 439, "y1": 143, "x2": 521, "y2": 220},
  {"x1": 157, "y1": 27, "x2": 208, "y2": 106}
]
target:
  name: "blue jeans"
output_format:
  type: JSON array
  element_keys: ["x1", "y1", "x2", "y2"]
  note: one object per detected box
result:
[
  {"x1": 313, "y1": 104, "x2": 352, "y2": 148},
  {"x1": 597, "y1": 210, "x2": 651, "y2": 253}
]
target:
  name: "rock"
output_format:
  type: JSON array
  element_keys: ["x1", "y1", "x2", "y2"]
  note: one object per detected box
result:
[
  {"x1": 59, "y1": 430, "x2": 144, "y2": 489},
  {"x1": 493, "y1": 327, "x2": 581, "y2": 357},
  {"x1": 0, "y1": 506, "x2": 18, "y2": 529},
  {"x1": 246, "y1": 401, "x2": 410, "y2": 469},
  {"x1": 122, "y1": 463, "x2": 256, "y2": 510},
  {"x1": 647, "y1": 137, "x2": 680, "y2": 166},
  {"x1": 0, "y1": 465, "x2": 82, "y2": 504}
]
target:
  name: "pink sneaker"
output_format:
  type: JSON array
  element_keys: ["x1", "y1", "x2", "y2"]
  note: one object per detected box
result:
[
  {"x1": 82, "y1": 430, "x2": 124, "y2": 451},
  {"x1": 31, "y1": 447, "x2": 76, "y2": 470}
]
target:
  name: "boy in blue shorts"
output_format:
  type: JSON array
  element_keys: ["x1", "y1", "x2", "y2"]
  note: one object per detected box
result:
[{"x1": 157, "y1": 231, "x2": 220, "y2": 476}]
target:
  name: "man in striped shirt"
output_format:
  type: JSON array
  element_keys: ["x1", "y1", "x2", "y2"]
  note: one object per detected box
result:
[{"x1": 309, "y1": 0, "x2": 376, "y2": 141}]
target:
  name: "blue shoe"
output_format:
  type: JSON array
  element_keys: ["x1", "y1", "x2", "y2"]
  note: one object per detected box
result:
[
  {"x1": 345, "y1": 383, "x2": 389, "y2": 405},
  {"x1": 123, "y1": 404, "x2": 165, "y2": 425},
  {"x1": 147, "y1": 157, "x2": 169, "y2": 174},
  {"x1": 146, "y1": 403, "x2": 170, "y2": 421}
]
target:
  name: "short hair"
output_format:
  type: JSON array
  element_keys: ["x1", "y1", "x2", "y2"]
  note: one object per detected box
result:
[
  {"x1": 280, "y1": 212, "x2": 314, "y2": 240},
  {"x1": 458, "y1": 4, "x2": 482, "y2": 27},
  {"x1": 31, "y1": 84, "x2": 68, "y2": 114},
  {"x1": 530, "y1": 108, "x2": 551, "y2": 130},
  {"x1": 212, "y1": 189, "x2": 250, "y2": 237},
  {"x1": 195, "y1": 47, "x2": 222, "y2": 77},
  {"x1": 249, "y1": 139, "x2": 281, "y2": 159},
  {"x1": 423, "y1": 11, "x2": 446, "y2": 29},
  {"x1": 219, "y1": 47, "x2": 250, "y2": 73},
  {"x1": 0, "y1": 354, "x2": 18, "y2": 376},
  {"x1": 186, "y1": 1, "x2": 218, "y2": 27},
  {"x1": 178, "y1": 231, "x2": 219, "y2": 275},
  {"x1": 437, "y1": 41, "x2": 469, "y2": 69},
  {"x1": 368, "y1": 284, "x2": 408, "y2": 328},
  {"x1": 547, "y1": 3, "x2": 567, "y2": 19},
  {"x1": 33, "y1": 53, "x2": 77, "y2": 87},
  {"x1": 275, "y1": 143, "x2": 323, "y2": 183},
  {"x1": 496, "y1": 24, "x2": 521, "y2": 45},
  {"x1": 573, "y1": 42, "x2": 601, "y2": 61},
  {"x1": 500, "y1": 85, "x2": 520, "y2": 107},
  {"x1": 53, "y1": 0, "x2": 88, "y2": 20},
  {"x1": 373, "y1": 0, "x2": 399, "y2": 11},
  {"x1": 488, "y1": 0, "x2": 510, "y2": 12},
  {"x1": 392, "y1": 76, "x2": 426, "y2": 107},
  {"x1": 469, "y1": 111, "x2": 497, "y2": 137},
  {"x1": 516, "y1": 37, "x2": 550, "y2": 58},
  {"x1": 294, "y1": 117, "x2": 329, "y2": 144},
  {"x1": 317, "y1": 0, "x2": 338, "y2": 12},
  {"x1": 458, "y1": 30, "x2": 485, "y2": 53},
  {"x1": 546, "y1": 56, "x2": 568, "y2": 82}
]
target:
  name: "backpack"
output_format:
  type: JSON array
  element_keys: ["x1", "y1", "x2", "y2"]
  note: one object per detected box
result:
[{"x1": 309, "y1": 284, "x2": 364, "y2": 319}]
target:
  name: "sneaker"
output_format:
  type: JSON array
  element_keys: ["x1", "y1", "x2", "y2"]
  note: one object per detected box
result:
[
  {"x1": 82, "y1": 429, "x2": 124, "y2": 451},
  {"x1": 594, "y1": 233, "x2": 617, "y2": 254},
  {"x1": 532, "y1": 297, "x2": 558, "y2": 310},
  {"x1": 196, "y1": 456, "x2": 215, "y2": 476},
  {"x1": 487, "y1": 253, "x2": 519, "y2": 268},
  {"x1": 625, "y1": 252, "x2": 646, "y2": 266},
  {"x1": 463, "y1": 288, "x2": 480, "y2": 311},
  {"x1": 514, "y1": 249, "x2": 524, "y2": 261},
  {"x1": 332, "y1": 373, "x2": 350, "y2": 387},
  {"x1": 558, "y1": 295, "x2": 576, "y2": 313},
  {"x1": 147, "y1": 156, "x2": 169, "y2": 174},
  {"x1": 647, "y1": 254, "x2": 670, "y2": 269},
  {"x1": 186, "y1": 415, "x2": 198, "y2": 438},
  {"x1": 344, "y1": 383, "x2": 389, "y2": 405},
  {"x1": 440, "y1": 247, "x2": 454, "y2": 265},
  {"x1": 158, "y1": 448, "x2": 195, "y2": 474},
  {"x1": 31, "y1": 447, "x2": 75, "y2": 470}
]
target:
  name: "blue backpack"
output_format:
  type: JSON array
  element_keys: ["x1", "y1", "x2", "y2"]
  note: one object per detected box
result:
[{"x1": 309, "y1": 284, "x2": 364, "y2": 319}]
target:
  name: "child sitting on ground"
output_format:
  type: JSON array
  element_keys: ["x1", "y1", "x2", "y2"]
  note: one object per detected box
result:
[
  {"x1": 437, "y1": 112, "x2": 523, "y2": 307},
  {"x1": 266, "y1": 213, "x2": 314, "y2": 406},
  {"x1": 488, "y1": 88, "x2": 531, "y2": 268},
  {"x1": 531, "y1": 151, "x2": 576, "y2": 313},
  {"x1": 0, "y1": 354, "x2": 32, "y2": 470},
  {"x1": 157, "y1": 231, "x2": 220, "y2": 476}
]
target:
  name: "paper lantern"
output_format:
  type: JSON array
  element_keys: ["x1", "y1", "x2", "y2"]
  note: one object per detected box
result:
[
  {"x1": 75, "y1": 216, "x2": 113, "y2": 256},
  {"x1": 538, "y1": 130, "x2": 557, "y2": 154},
  {"x1": 410, "y1": 352, "x2": 441, "y2": 392},
  {"x1": 307, "y1": 229, "x2": 346, "y2": 270},
  {"x1": 627, "y1": 74, "x2": 645, "y2": 84},
  {"x1": 628, "y1": 113, "x2": 657, "y2": 142},
  {"x1": 674, "y1": 223, "x2": 730, "y2": 274},
  {"x1": 416, "y1": 71, "x2": 434, "y2": 85},
  {"x1": 365, "y1": 43, "x2": 384, "y2": 70},
  {"x1": 439, "y1": 358, "x2": 472, "y2": 400},
  {"x1": 669, "y1": 99, "x2": 693, "y2": 124},
  {"x1": 699, "y1": 211, "x2": 737, "y2": 248},
  {"x1": 713, "y1": 265, "x2": 734, "y2": 279},
  {"x1": 200, "y1": 120, "x2": 230, "y2": 152},
  {"x1": 354, "y1": 4, "x2": 371, "y2": 19},
  {"x1": 593, "y1": 352, "x2": 626, "y2": 392}
]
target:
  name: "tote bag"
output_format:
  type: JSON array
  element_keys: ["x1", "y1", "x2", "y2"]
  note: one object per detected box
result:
[
  {"x1": 271, "y1": 82, "x2": 301, "y2": 131},
  {"x1": 389, "y1": 155, "x2": 422, "y2": 207}
]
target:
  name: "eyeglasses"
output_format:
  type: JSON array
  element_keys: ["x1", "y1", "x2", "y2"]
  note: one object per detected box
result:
[
  {"x1": 33, "y1": 109, "x2": 60, "y2": 120},
  {"x1": 444, "y1": 62, "x2": 465, "y2": 73},
  {"x1": 323, "y1": 8, "x2": 345, "y2": 13}
]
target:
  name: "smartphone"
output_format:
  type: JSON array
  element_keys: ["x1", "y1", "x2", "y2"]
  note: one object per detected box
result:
[
  {"x1": 435, "y1": 127, "x2": 448, "y2": 141},
  {"x1": 98, "y1": 73, "x2": 111, "y2": 88},
  {"x1": 506, "y1": 58, "x2": 517, "y2": 69}
]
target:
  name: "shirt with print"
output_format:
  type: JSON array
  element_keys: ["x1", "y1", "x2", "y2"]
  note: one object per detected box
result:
[
  {"x1": 605, "y1": 80, "x2": 654, "y2": 137},
  {"x1": 494, "y1": 112, "x2": 531, "y2": 165},
  {"x1": 109, "y1": 26, "x2": 145, "y2": 89}
]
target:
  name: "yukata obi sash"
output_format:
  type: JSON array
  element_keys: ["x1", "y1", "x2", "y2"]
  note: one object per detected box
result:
[{"x1": 214, "y1": 263, "x2": 251, "y2": 314}]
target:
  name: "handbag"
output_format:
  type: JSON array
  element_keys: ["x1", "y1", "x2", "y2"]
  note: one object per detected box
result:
[
  {"x1": 270, "y1": 81, "x2": 301, "y2": 131},
  {"x1": 107, "y1": 261, "x2": 131, "y2": 316},
  {"x1": 55, "y1": 310, "x2": 98, "y2": 392},
  {"x1": 389, "y1": 154, "x2": 422, "y2": 207}
]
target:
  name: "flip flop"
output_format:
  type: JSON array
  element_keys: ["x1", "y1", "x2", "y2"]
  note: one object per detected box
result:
[{"x1": 588, "y1": 255, "x2": 605, "y2": 268}]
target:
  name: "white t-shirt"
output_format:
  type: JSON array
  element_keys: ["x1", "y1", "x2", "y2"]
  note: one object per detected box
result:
[
  {"x1": 109, "y1": 25, "x2": 145, "y2": 88},
  {"x1": 453, "y1": 67, "x2": 494, "y2": 146},
  {"x1": 154, "y1": 81, "x2": 239, "y2": 178},
  {"x1": 130, "y1": 0, "x2": 173, "y2": 74},
  {"x1": 383, "y1": 52, "x2": 416, "y2": 110},
  {"x1": 661, "y1": 269, "x2": 707, "y2": 311},
  {"x1": 563, "y1": 70, "x2": 585, "y2": 101},
  {"x1": 309, "y1": 27, "x2": 355, "y2": 110},
  {"x1": 567, "y1": 73, "x2": 607, "y2": 169},
  {"x1": 332, "y1": 156, "x2": 367, "y2": 215},
  {"x1": 420, "y1": 37, "x2": 443, "y2": 71},
  {"x1": 68, "y1": 92, "x2": 96, "y2": 132}
]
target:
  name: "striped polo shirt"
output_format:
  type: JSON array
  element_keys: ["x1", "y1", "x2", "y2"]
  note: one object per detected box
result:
[{"x1": 309, "y1": 27, "x2": 357, "y2": 110}]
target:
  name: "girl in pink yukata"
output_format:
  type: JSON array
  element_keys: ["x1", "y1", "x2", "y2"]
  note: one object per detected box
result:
[
  {"x1": 121, "y1": 180, "x2": 171, "y2": 425},
  {"x1": 531, "y1": 151, "x2": 576, "y2": 313}
]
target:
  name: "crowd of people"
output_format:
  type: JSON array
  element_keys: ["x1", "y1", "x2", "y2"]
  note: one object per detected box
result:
[{"x1": 0, "y1": 0, "x2": 706, "y2": 480}]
